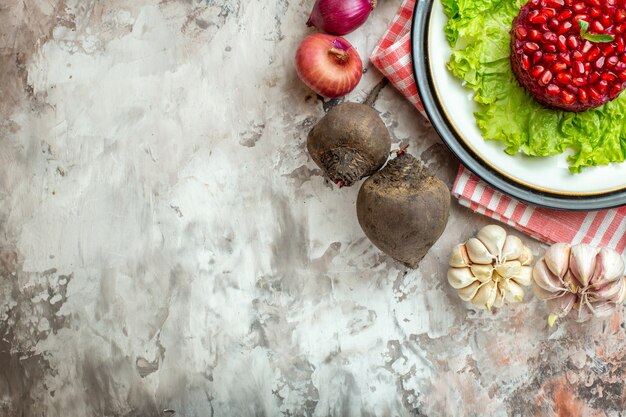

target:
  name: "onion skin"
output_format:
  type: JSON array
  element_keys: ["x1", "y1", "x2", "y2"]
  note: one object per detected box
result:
[
  {"x1": 295, "y1": 34, "x2": 362, "y2": 98},
  {"x1": 307, "y1": 0, "x2": 375, "y2": 36}
]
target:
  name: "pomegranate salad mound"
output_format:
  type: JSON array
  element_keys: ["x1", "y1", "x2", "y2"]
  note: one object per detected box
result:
[
  {"x1": 443, "y1": 0, "x2": 626, "y2": 173},
  {"x1": 511, "y1": 0, "x2": 626, "y2": 112}
]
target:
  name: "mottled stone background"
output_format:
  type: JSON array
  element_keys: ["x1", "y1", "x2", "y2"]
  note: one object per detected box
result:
[{"x1": 1, "y1": 1, "x2": 626, "y2": 416}]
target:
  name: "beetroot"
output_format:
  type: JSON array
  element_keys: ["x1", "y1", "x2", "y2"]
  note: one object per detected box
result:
[
  {"x1": 511, "y1": 0, "x2": 626, "y2": 112},
  {"x1": 307, "y1": 102, "x2": 391, "y2": 187},
  {"x1": 356, "y1": 152, "x2": 450, "y2": 268}
]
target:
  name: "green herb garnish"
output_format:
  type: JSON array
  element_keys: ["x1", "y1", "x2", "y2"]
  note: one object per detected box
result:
[{"x1": 578, "y1": 20, "x2": 615, "y2": 43}]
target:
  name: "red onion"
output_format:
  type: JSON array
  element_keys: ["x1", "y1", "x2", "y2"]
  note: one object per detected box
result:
[
  {"x1": 307, "y1": 0, "x2": 376, "y2": 36},
  {"x1": 295, "y1": 34, "x2": 363, "y2": 98}
]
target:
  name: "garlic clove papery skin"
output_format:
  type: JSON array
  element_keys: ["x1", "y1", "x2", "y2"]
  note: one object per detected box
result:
[
  {"x1": 501, "y1": 279, "x2": 525, "y2": 302},
  {"x1": 543, "y1": 243, "x2": 571, "y2": 278},
  {"x1": 547, "y1": 293, "x2": 576, "y2": 318},
  {"x1": 476, "y1": 225, "x2": 507, "y2": 260},
  {"x1": 569, "y1": 244, "x2": 599, "y2": 288},
  {"x1": 511, "y1": 266, "x2": 533, "y2": 287},
  {"x1": 587, "y1": 277, "x2": 624, "y2": 302},
  {"x1": 502, "y1": 235, "x2": 524, "y2": 262},
  {"x1": 533, "y1": 281, "x2": 564, "y2": 300},
  {"x1": 586, "y1": 300, "x2": 616, "y2": 319},
  {"x1": 518, "y1": 246, "x2": 534, "y2": 266},
  {"x1": 495, "y1": 260, "x2": 522, "y2": 279},
  {"x1": 572, "y1": 302, "x2": 593, "y2": 322},
  {"x1": 449, "y1": 244, "x2": 471, "y2": 268},
  {"x1": 466, "y1": 238, "x2": 496, "y2": 264},
  {"x1": 447, "y1": 267, "x2": 476, "y2": 289},
  {"x1": 470, "y1": 264, "x2": 494, "y2": 283},
  {"x1": 590, "y1": 247, "x2": 625, "y2": 286},
  {"x1": 533, "y1": 259, "x2": 566, "y2": 292},
  {"x1": 493, "y1": 288, "x2": 505, "y2": 308},
  {"x1": 614, "y1": 278, "x2": 626, "y2": 303},
  {"x1": 472, "y1": 281, "x2": 498, "y2": 310},
  {"x1": 457, "y1": 281, "x2": 481, "y2": 301}
]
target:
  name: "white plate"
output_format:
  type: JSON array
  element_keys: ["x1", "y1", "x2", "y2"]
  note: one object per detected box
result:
[{"x1": 428, "y1": 0, "x2": 626, "y2": 196}]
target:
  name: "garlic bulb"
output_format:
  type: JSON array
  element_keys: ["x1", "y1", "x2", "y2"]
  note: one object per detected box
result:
[
  {"x1": 447, "y1": 225, "x2": 533, "y2": 310},
  {"x1": 533, "y1": 243, "x2": 626, "y2": 325}
]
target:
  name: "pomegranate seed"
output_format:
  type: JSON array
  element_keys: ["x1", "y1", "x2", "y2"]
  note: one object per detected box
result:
[
  {"x1": 601, "y1": 16, "x2": 613, "y2": 28},
  {"x1": 578, "y1": 88, "x2": 589, "y2": 102},
  {"x1": 572, "y1": 77, "x2": 586, "y2": 85},
  {"x1": 549, "y1": 18, "x2": 560, "y2": 31},
  {"x1": 616, "y1": 10, "x2": 626, "y2": 22},
  {"x1": 589, "y1": 87, "x2": 602, "y2": 100},
  {"x1": 561, "y1": 90, "x2": 576, "y2": 103},
  {"x1": 545, "y1": 0, "x2": 564, "y2": 7},
  {"x1": 530, "y1": 12, "x2": 549, "y2": 24},
  {"x1": 559, "y1": 52, "x2": 572, "y2": 65},
  {"x1": 595, "y1": 56, "x2": 606, "y2": 69},
  {"x1": 557, "y1": 35, "x2": 567, "y2": 51},
  {"x1": 597, "y1": 80, "x2": 609, "y2": 93},
  {"x1": 588, "y1": 0, "x2": 601, "y2": 6},
  {"x1": 601, "y1": 72, "x2": 617, "y2": 82},
  {"x1": 539, "y1": 70, "x2": 554, "y2": 85},
  {"x1": 589, "y1": 71, "x2": 600, "y2": 83},
  {"x1": 615, "y1": 23, "x2": 626, "y2": 33},
  {"x1": 567, "y1": 35, "x2": 578, "y2": 49},
  {"x1": 542, "y1": 31, "x2": 558, "y2": 43},
  {"x1": 572, "y1": 2, "x2": 585, "y2": 12},
  {"x1": 544, "y1": 8, "x2": 557, "y2": 17},
  {"x1": 522, "y1": 55, "x2": 531, "y2": 70},
  {"x1": 516, "y1": 28, "x2": 528, "y2": 39},
  {"x1": 533, "y1": 50, "x2": 543, "y2": 64},
  {"x1": 544, "y1": 44, "x2": 558, "y2": 52},
  {"x1": 546, "y1": 84, "x2": 561, "y2": 95},
  {"x1": 619, "y1": 71, "x2": 626, "y2": 80},
  {"x1": 592, "y1": 21, "x2": 605, "y2": 32},
  {"x1": 617, "y1": 38, "x2": 625, "y2": 53},
  {"x1": 587, "y1": 48, "x2": 600, "y2": 61},
  {"x1": 529, "y1": 29, "x2": 541, "y2": 40},
  {"x1": 581, "y1": 40, "x2": 593, "y2": 54},
  {"x1": 524, "y1": 42, "x2": 540, "y2": 53},
  {"x1": 556, "y1": 72, "x2": 573, "y2": 83},
  {"x1": 573, "y1": 50, "x2": 584, "y2": 60},
  {"x1": 573, "y1": 14, "x2": 589, "y2": 24},
  {"x1": 544, "y1": 54, "x2": 557, "y2": 63},
  {"x1": 575, "y1": 61, "x2": 585, "y2": 74},
  {"x1": 530, "y1": 66, "x2": 546, "y2": 77},
  {"x1": 590, "y1": 8, "x2": 602, "y2": 18},
  {"x1": 558, "y1": 9, "x2": 573, "y2": 20},
  {"x1": 527, "y1": 10, "x2": 540, "y2": 23},
  {"x1": 610, "y1": 84, "x2": 623, "y2": 97},
  {"x1": 601, "y1": 44, "x2": 615, "y2": 55},
  {"x1": 558, "y1": 21, "x2": 573, "y2": 34},
  {"x1": 608, "y1": 56, "x2": 619, "y2": 66},
  {"x1": 553, "y1": 61, "x2": 568, "y2": 72}
]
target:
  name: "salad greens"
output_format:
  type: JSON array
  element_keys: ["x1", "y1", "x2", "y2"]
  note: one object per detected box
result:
[{"x1": 442, "y1": 0, "x2": 626, "y2": 172}]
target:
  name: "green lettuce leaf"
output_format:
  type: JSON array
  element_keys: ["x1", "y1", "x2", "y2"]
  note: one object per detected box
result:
[{"x1": 443, "y1": 0, "x2": 626, "y2": 172}]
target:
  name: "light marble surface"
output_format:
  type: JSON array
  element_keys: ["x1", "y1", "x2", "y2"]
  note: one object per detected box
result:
[{"x1": 1, "y1": 1, "x2": 626, "y2": 416}]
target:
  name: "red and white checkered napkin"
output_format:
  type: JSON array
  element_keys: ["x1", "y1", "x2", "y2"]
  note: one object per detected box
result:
[{"x1": 370, "y1": 0, "x2": 626, "y2": 254}]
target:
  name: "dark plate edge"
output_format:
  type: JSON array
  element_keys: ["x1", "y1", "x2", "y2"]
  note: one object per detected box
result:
[{"x1": 410, "y1": 0, "x2": 626, "y2": 211}]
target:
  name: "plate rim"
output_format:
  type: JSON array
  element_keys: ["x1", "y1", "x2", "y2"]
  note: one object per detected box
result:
[{"x1": 410, "y1": 0, "x2": 626, "y2": 211}]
